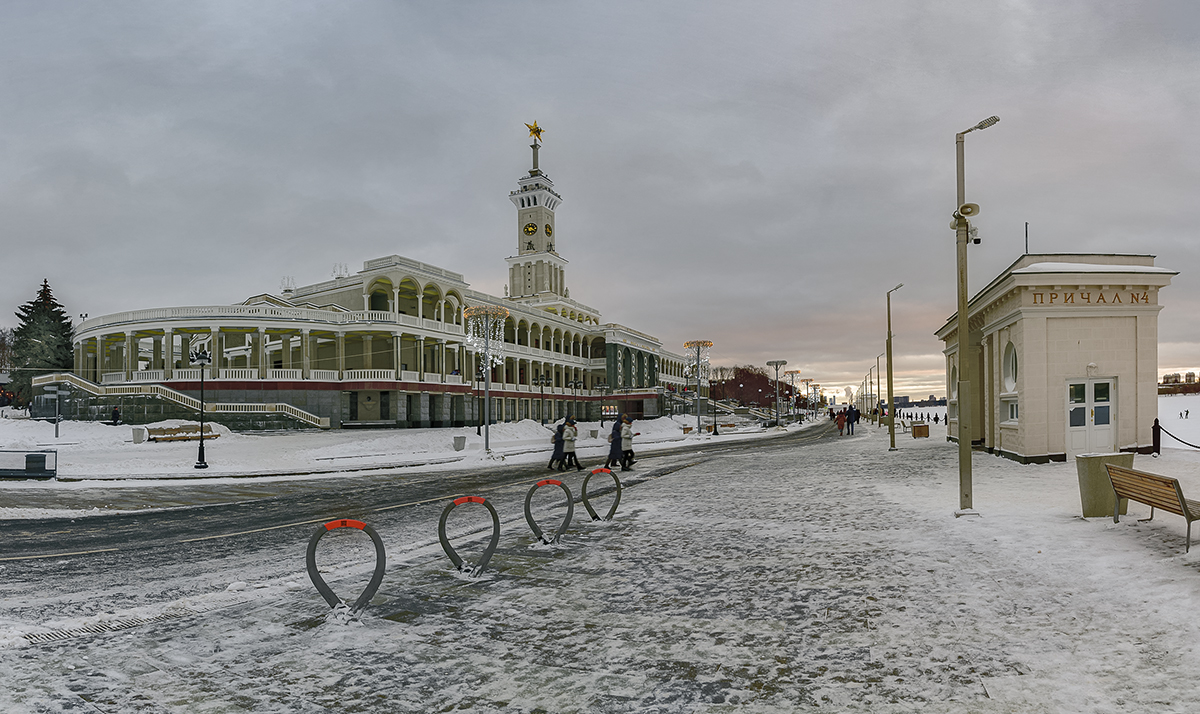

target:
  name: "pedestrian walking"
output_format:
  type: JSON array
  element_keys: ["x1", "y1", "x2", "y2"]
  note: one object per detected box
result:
[
  {"x1": 605, "y1": 418, "x2": 624, "y2": 470},
  {"x1": 112, "y1": 406, "x2": 121, "y2": 425},
  {"x1": 620, "y1": 415, "x2": 638, "y2": 470},
  {"x1": 835, "y1": 409, "x2": 846, "y2": 436},
  {"x1": 549, "y1": 422, "x2": 565, "y2": 470},
  {"x1": 846, "y1": 405, "x2": 858, "y2": 435},
  {"x1": 562, "y1": 417, "x2": 582, "y2": 471}
]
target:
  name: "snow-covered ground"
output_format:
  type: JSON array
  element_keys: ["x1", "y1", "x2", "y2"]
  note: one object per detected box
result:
[
  {"x1": 0, "y1": 414, "x2": 764, "y2": 484},
  {"x1": 5, "y1": 412, "x2": 1200, "y2": 710}
]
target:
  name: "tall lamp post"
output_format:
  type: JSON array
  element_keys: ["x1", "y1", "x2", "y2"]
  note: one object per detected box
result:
[
  {"x1": 597, "y1": 381, "x2": 610, "y2": 426},
  {"x1": 766, "y1": 360, "x2": 787, "y2": 428},
  {"x1": 785, "y1": 370, "x2": 801, "y2": 423},
  {"x1": 684, "y1": 340, "x2": 712, "y2": 436},
  {"x1": 534, "y1": 371, "x2": 551, "y2": 425},
  {"x1": 875, "y1": 353, "x2": 885, "y2": 426},
  {"x1": 954, "y1": 115, "x2": 999, "y2": 514},
  {"x1": 191, "y1": 347, "x2": 211, "y2": 469},
  {"x1": 464, "y1": 304, "x2": 510, "y2": 456},
  {"x1": 886, "y1": 283, "x2": 903, "y2": 451},
  {"x1": 568, "y1": 379, "x2": 583, "y2": 419}
]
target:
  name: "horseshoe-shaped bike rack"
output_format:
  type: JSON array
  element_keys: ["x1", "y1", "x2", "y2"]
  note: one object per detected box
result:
[
  {"x1": 438, "y1": 496, "x2": 502, "y2": 577},
  {"x1": 306, "y1": 518, "x2": 387, "y2": 614},
  {"x1": 581, "y1": 468, "x2": 622, "y2": 522},
  {"x1": 524, "y1": 479, "x2": 575, "y2": 544}
]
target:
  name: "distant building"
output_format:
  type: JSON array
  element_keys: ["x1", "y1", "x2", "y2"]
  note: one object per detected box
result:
[{"x1": 1188, "y1": 372, "x2": 1197, "y2": 384}]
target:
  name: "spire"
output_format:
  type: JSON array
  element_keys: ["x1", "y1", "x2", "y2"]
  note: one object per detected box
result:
[{"x1": 525, "y1": 121, "x2": 544, "y2": 176}]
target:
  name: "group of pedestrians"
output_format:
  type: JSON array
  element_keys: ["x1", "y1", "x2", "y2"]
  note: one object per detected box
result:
[
  {"x1": 832, "y1": 405, "x2": 861, "y2": 436},
  {"x1": 548, "y1": 414, "x2": 639, "y2": 472}
]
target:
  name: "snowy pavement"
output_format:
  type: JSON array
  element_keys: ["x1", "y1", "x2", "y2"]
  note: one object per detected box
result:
[{"x1": 6, "y1": 421, "x2": 1200, "y2": 711}]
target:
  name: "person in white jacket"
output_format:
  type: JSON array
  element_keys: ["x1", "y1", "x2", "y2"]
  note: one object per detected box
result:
[
  {"x1": 619, "y1": 416, "x2": 638, "y2": 471},
  {"x1": 562, "y1": 417, "x2": 582, "y2": 471}
]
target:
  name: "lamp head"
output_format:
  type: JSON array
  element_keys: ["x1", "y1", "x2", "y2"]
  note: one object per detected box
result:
[{"x1": 975, "y1": 116, "x2": 1000, "y2": 131}]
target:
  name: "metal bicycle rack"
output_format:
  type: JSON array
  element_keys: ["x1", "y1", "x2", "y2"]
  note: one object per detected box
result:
[
  {"x1": 438, "y1": 496, "x2": 502, "y2": 577},
  {"x1": 306, "y1": 518, "x2": 387, "y2": 614},
  {"x1": 524, "y1": 479, "x2": 575, "y2": 544},
  {"x1": 581, "y1": 468, "x2": 622, "y2": 521}
]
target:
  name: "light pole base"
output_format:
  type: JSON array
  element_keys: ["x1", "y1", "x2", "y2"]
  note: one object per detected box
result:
[
  {"x1": 888, "y1": 447, "x2": 898, "y2": 452},
  {"x1": 194, "y1": 462, "x2": 209, "y2": 469},
  {"x1": 953, "y1": 508, "x2": 981, "y2": 518}
]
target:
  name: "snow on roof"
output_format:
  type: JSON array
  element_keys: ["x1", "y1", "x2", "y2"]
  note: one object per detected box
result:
[{"x1": 1011, "y1": 262, "x2": 1177, "y2": 275}]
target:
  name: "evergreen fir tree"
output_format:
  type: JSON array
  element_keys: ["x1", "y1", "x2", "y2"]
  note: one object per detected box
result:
[{"x1": 10, "y1": 280, "x2": 74, "y2": 406}]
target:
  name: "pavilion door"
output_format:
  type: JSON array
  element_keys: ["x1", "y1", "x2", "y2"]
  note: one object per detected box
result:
[{"x1": 1066, "y1": 378, "x2": 1115, "y2": 458}]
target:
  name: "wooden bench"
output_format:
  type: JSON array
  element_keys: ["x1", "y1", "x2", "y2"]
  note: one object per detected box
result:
[
  {"x1": 147, "y1": 425, "x2": 219, "y2": 442},
  {"x1": 1105, "y1": 463, "x2": 1200, "y2": 552},
  {"x1": 898, "y1": 419, "x2": 911, "y2": 433}
]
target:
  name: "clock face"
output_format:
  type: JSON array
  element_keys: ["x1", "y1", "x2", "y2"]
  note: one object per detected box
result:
[
  {"x1": 524, "y1": 222, "x2": 538, "y2": 236},
  {"x1": 544, "y1": 224, "x2": 553, "y2": 237}
]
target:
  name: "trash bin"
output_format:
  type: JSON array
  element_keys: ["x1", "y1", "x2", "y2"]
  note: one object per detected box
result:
[
  {"x1": 1075, "y1": 452, "x2": 1134, "y2": 518},
  {"x1": 912, "y1": 423, "x2": 930, "y2": 438},
  {"x1": 453, "y1": 435, "x2": 467, "y2": 452},
  {"x1": 132, "y1": 427, "x2": 147, "y2": 444},
  {"x1": 25, "y1": 453, "x2": 47, "y2": 472}
]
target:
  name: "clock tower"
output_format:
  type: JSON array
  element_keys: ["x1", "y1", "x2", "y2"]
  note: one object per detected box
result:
[{"x1": 506, "y1": 123, "x2": 569, "y2": 300}]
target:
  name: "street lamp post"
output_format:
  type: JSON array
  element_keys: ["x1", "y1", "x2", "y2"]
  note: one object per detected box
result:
[
  {"x1": 684, "y1": 340, "x2": 712, "y2": 436},
  {"x1": 954, "y1": 115, "x2": 998, "y2": 514},
  {"x1": 876, "y1": 353, "x2": 884, "y2": 426},
  {"x1": 887, "y1": 283, "x2": 903, "y2": 451},
  {"x1": 191, "y1": 348, "x2": 211, "y2": 469},
  {"x1": 534, "y1": 372, "x2": 550, "y2": 425},
  {"x1": 464, "y1": 304, "x2": 510, "y2": 457},
  {"x1": 597, "y1": 381, "x2": 610, "y2": 426},
  {"x1": 766, "y1": 360, "x2": 787, "y2": 428}
]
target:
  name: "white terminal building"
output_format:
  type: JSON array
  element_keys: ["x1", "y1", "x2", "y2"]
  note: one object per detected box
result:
[
  {"x1": 936, "y1": 253, "x2": 1176, "y2": 463},
  {"x1": 51, "y1": 139, "x2": 701, "y2": 429}
]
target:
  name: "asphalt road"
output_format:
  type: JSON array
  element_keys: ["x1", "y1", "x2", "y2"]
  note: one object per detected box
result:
[{"x1": 1, "y1": 421, "x2": 838, "y2": 563}]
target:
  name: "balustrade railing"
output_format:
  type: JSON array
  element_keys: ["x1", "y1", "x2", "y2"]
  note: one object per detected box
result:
[
  {"x1": 101, "y1": 372, "x2": 125, "y2": 384},
  {"x1": 309, "y1": 369, "x2": 339, "y2": 381},
  {"x1": 131, "y1": 370, "x2": 164, "y2": 382},
  {"x1": 268, "y1": 369, "x2": 302, "y2": 380},
  {"x1": 343, "y1": 369, "x2": 395, "y2": 381},
  {"x1": 171, "y1": 369, "x2": 204, "y2": 381},
  {"x1": 220, "y1": 368, "x2": 259, "y2": 380}
]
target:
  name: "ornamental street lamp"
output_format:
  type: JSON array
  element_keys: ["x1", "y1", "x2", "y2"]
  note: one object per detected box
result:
[
  {"x1": 597, "y1": 380, "x2": 610, "y2": 426},
  {"x1": 887, "y1": 283, "x2": 903, "y2": 451},
  {"x1": 766, "y1": 360, "x2": 787, "y2": 428},
  {"x1": 953, "y1": 115, "x2": 998, "y2": 514},
  {"x1": 464, "y1": 304, "x2": 510, "y2": 456},
  {"x1": 568, "y1": 379, "x2": 583, "y2": 418},
  {"x1": 533, "y1": 371, "x2": 551, "y2": 424},
  {"x1": 876, "y1": 352, "x2": 885, "y2": 426},
  {"x1": 684, "y1": 340, "x2": 712, "y2": 436},
  {"x1": 190, "y1": 348, "x2": 212, "y2": 469},
  {"x1": 785, "y1": 370, "x2": 801, "y2": 423}
]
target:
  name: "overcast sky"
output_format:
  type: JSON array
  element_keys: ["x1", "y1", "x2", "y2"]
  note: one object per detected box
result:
[{"x1": 3, "y1": 1, "x2": 1199, "y2": 399}]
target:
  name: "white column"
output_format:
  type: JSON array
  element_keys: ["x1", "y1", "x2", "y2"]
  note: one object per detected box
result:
[{"x1": 301, "y1": 329, "x2": 311, "y2": 379}]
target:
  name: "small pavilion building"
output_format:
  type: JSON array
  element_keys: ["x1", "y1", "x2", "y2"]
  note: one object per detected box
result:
[{"x1": 936, "y1": 253, "x2": 1176, "y2": 463}]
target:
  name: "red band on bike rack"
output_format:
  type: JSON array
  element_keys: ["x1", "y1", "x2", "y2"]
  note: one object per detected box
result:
[
  {"x1": 324, "y1": 519, "x2": 366, "y2": 531},
  {"x1": 536, "y1": 479, "x2": 562, "y2": 487},
  {"x1": 453, "y1": 496, "x2": 487, "y2": 506},
  {"x1": 591, "y1": 468, "x2": 612, "y2": 475}
]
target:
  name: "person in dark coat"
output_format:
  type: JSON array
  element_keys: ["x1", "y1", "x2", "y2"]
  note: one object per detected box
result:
[
  {"x1": 605, "y1": 416, "x2": 624, "y2": 469},
  {"x1": 549, "y1": 423, "x2": 566, "y2": 470},
  {"x1": 562, "y1": 417, "x2": 582, "y2": 471},
  {"x1": 112, "y1": 406, "x2": 121, "y2": 426}
]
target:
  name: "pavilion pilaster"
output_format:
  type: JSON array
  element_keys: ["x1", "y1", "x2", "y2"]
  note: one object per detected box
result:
[
  {"x1": 363, "y1": 335, "x2": 373, "y2": 370},
  {"x1": 163, "y1": 330, "x2": 174, "y2": 379},
  {"x1": 416, "y1": 337, "x2": 426, "y2": 381},
  {"x1": 301, "y1": 329, "x2": 311, "y2": 379},
  {"x1": 256, "y1": 328, "x2": 267, "y2": 379},
  {"x1": 124, "y1": 332, "x2": 136, "y2": 381},
  {"x1": 209, "y1": 330, "x2": 219, "y2": 379},
  {"x1": 336, "y1": 333, "x2": 345, "y2": 378}
]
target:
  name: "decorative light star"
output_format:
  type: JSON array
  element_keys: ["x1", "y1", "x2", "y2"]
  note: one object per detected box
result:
[{"x1": 525, "y1": 121, "x2": 544, "y2": 144}]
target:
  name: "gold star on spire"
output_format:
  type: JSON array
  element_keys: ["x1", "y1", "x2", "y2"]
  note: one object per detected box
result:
[{"x1": 525, "y1": 121, "x2": 544, "y2": 144}]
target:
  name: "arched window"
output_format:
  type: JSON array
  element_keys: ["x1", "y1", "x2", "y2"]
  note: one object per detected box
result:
[{"x1": 1003, "y1": 342, "x2": 1018, "y2": 392}]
